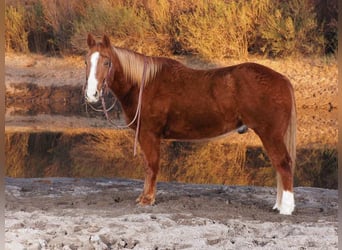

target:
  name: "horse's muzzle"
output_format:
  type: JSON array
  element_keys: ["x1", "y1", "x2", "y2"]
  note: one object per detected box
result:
[{"x1": 85, "y1": 90, "x2": 100, "y2": 103}]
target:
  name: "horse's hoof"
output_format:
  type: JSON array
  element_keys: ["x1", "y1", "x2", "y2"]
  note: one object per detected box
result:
[{"x1": 136, "y1": 195, "x2": 155, "y2": 206}]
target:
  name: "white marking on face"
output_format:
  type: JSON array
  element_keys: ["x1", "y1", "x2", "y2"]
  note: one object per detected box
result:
[
  {"x1": 86, "y1": 52, "x2": 100, "y2": 103},
  {"x1": 279, "y1": 191, "x2": 295, "y2": 215}
]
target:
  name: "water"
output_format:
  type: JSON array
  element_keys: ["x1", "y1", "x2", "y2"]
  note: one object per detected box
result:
[{"x1": 5, "y1": 83, "x2": 126, "y2": 130}]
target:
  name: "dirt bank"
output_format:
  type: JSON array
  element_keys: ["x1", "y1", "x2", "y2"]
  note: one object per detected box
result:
[{"x1": 5, "y1": 178, "x2": 338, "y2": 249}]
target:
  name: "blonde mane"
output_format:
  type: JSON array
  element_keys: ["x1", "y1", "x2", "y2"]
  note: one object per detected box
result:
[{"x1": 113, "y1": 47, "x2": 162, "y2": 87}]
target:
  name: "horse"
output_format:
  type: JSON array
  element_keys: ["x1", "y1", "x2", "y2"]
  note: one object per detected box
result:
[{"x1": 84, "y1": 34, "x2": 297, "y2": 215}]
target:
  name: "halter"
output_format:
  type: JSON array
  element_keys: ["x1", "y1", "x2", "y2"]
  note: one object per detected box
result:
[
  {"x1": 85, "y1": 56, "x2": 147, "y2": 156},
  {"x1": 84, "y1": 61, "x2": 116, "y2": 113}
]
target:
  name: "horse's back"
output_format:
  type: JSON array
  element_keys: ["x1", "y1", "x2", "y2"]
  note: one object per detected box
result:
[{"x1": 231, "y1": 62, "x2": 290, "y2": 87}]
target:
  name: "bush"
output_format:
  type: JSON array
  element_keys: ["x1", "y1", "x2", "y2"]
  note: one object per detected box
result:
[
  {"x1": 25, "y1": 0, "x2": 55, "y2": 53},
  {"x1": 71, "y1": 0, "x2": 152, "y2": 53},
  {"x1": 4, "y1": 0, "x2": 334, "y2": 58},
  {"x1": 5, "y1": 5, "x2": 28, "y2": 52},
  {"x1": 258, "y1": 0, "x2": 324, "y2": 57},
  {"x1": 175, "y1": 0, "x2": 270, "y2": 59},
  {"x1": 176, "y1": 1, "x2": 241, "y2": 59},
  {"x1": 39, "y1": 0, "x2": 80, "y2": 53}
]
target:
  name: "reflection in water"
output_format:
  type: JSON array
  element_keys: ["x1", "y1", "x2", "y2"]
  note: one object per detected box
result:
[
  {"x1": 5, "y1": 83, "x2": 125, "y2": 129},
  {"x1": 6, "y1": 83, "x2": 121, "y2": 116},
  {"x1": 4, "y1": 129, "x2": 338, "y2": 189}
]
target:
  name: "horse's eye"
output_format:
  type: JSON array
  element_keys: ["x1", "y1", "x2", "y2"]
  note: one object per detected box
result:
[
  {"x1": 85, "y1": 60, "x2": 87, "y2": 65},
  {"x1": 104, "y1": 61, "x2": 110, "y2": 67}
]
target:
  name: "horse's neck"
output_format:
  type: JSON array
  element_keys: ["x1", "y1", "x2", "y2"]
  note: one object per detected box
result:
[
  {"x1": 109, "y1": 50, "x2": 150, "y2": 124},
  {"x1": 111, "y1": 69, "x2": 140, "y2": 123},
  {"x1": 109, "y1": 55, "x2": 133, "y2": 98}
]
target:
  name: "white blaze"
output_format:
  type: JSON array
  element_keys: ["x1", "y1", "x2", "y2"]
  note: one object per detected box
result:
[{"x1": 86, "y1": 52, "x2": 100, "y2": 102}]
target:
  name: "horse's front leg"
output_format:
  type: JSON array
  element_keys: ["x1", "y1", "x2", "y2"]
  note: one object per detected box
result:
[{"x1": 136, "y1": 131, "x2": 160, "y2": 205}]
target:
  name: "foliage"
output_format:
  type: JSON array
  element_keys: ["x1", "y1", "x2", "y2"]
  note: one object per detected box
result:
[
  {"x1": 24, "y1": 0, "x2": 56, "y2": 53},
  {"x1": 176, "y1": 0, "x2": 269, "y2": 59},
  {"x1": 4, "y1": 0, "x2": 335, "y2": 58},
  {"x1": 258, "y1": 0, "x2": 324, "y2": 57},
  {"x1": 71, "y1": 0, "x2": 154, "y2": 54},
  {"x1": 5, "y1": 5, "x2": 28, "y2": 52}
]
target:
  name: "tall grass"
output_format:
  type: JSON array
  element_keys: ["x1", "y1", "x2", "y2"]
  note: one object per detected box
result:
[
  {"x1": 5, "y1": 5, "x2": 28, "y2": 52},
  {"x1": 71, "y1": 0, "x2": 155, "y2": 54},
  {"x1": 176, "y1": 0, "x2": 269, "y2": 59},
  {"x1": 5, "y1": 0, "x2": 332, "y2": 58},
  {"x1": 258, "y1": 0, "x2": 324, "y2": 57}
]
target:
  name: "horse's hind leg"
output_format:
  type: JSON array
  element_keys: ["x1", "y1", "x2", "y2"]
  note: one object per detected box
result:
[
  {"x1": 256, "y1": 131, "x2": 294, "y2": 215},
  {"x1": 274, "y1": 172, "x2": 283, "y2": 210},
  {"x1": 136, "y1": 131, "x2": 160, "y2": 205}
]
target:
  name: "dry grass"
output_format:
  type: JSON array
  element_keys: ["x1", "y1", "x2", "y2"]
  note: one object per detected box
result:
[
  {"x1": 5, "y1": 0, "x2": 333, "y2": 58},
  {"x1": 176, "y1": 0, "x2": 271, "y2": 59},
  {"x1": 5, "y1": 4, "x2": 28, "y2": 52}
]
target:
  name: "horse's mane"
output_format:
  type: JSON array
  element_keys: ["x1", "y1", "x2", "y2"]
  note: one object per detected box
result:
[{"x1": 113, "y1": 47, "x2": 162, "y2": 87}]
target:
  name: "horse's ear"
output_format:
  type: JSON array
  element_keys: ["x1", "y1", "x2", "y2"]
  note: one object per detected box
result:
[
  {"x1": 87, "y1": 34, "x2": 96, "y2": 48},
  {"x1": 102, "y1": 35, "x2": 111, "y2": 48}
]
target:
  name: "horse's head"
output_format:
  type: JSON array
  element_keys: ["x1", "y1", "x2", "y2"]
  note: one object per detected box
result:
[{"x1": 84, "y1": 34, "x2": 113, "y2": 103}]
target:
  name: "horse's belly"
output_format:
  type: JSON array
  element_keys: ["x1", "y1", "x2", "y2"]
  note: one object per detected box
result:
[{"x1": 162, "y1": 112, "x2": 238, "y2": 140}]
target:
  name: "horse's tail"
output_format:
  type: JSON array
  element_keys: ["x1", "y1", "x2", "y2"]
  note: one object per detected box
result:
[{"x1": 284, "y1": 84, "x2": 297, "y2": 173}]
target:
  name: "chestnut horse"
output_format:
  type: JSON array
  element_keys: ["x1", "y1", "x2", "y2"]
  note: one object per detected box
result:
[{"x1": 84, "y1": 34, "x2": 296, "y2": 215}]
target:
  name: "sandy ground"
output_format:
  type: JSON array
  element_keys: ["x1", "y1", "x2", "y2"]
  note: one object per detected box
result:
[
  {"x1": 5, "y1": 178, "x2": 338, "y2": 250},
  {"x1": 5, "y1": 53, "x2": 338, "y2": 249}
]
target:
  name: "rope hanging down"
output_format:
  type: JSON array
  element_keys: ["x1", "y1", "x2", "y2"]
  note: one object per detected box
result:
[{"x1": 85, "y1": 56, "x2": 148, "y2": 156}]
